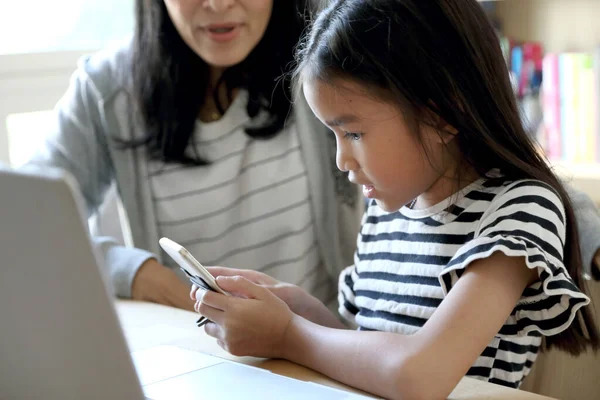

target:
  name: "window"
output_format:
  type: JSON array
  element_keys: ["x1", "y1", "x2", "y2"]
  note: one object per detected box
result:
[
  {"x1": 0, "y1": 0, "x2": 134, "y2": 55},
  {"x1": 0, "y1": 1, "x2": 134, "y2": 165},
  {"x1": 5, "y1": 111, "x2": 54, "y2": 167}
]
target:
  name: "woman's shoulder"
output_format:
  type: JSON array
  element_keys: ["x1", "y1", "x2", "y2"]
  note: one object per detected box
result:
[{"x1": 74, "y1": 37, "x2": 134, "y2": 102}]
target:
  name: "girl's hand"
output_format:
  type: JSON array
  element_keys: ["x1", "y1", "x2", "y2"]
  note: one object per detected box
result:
[
  {"x1": 190, "y1": 267, "x2": 321, "y2": 321},
  {"x1": 205, "y1": 266, "x2": 283, "y2": 288},
  {"x1": 190, "y1": 267, "x2": 347, "y2": 328},
  {"x1": 193, "y1": 275, "x2": 294, "y2": 358}
]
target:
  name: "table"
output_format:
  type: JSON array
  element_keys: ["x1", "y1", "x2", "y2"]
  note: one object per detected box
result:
[{"x1": 116, "y1": 300, "x2": 555, "y2": 400}]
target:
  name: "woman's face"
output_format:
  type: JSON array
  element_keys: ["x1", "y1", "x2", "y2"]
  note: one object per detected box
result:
[{"x1": 164, "y1": 0, "x2": 273, "y2": 68}]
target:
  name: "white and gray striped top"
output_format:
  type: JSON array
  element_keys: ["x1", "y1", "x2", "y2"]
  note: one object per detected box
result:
[
  {"x1": 338, "y1": 172, "x2": 589, "y2": 388},
  {"x1": 148, "y1": 91, "x2": 334, "y2": 304}
]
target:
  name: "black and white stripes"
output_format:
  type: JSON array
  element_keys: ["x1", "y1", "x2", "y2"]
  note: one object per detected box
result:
[
  {"x1": 339, "y1": 173, "x2": 589, "y2": 388},
  {"x1": 148, "y1": 91, "x2": 332, "y2": 304}
]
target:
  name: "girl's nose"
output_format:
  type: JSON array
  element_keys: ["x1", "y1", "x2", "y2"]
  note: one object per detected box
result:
[{"x1": 336, "y1": 145, "x2": 359, "y2": 172}]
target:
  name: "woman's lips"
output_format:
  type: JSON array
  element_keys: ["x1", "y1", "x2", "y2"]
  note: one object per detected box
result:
[{"x1": 202, "y1": 24, "x2": 241, "y2": 43}]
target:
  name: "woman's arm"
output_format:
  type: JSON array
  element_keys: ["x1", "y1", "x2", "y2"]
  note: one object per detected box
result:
[
  {"x1": 197, "y1": 252, "x2": 535, "y2": 400},
  {"x1": 133, "y1": 259, "x2": 195, "y2": 310},
  {"x1": 24, "y1": 60, "x2": 194, "y2": 310}
]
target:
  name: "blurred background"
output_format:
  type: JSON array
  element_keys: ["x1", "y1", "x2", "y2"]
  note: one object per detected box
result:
[
  {"x1": 483, "y1": 0, "x2": 600, "y2": 207},
  {"x1": 0, "y1": 0, "x2": 598, "y2": 205},
  {"x1": 0, "y1": 0, "x2": 134, "y2": 167}
]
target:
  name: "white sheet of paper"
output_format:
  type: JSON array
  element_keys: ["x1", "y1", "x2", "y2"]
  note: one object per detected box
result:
[
  {"x1": 131, "y1": 345, "x2": 223, "y2": 386},
  {"x1": 134, "y1": 346, "x2": 371, "y2": 400},
  {"x1": 124, "y1": 324, "x2": 198, "y2": 352},
  {"x1": 143, "y1": 362, "x2": 366, "y2": 400}
]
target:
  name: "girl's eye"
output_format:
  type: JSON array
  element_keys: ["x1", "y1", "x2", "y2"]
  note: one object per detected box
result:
[{"x1": 343, "y1": 132, "x2": 362, "y2": 141}]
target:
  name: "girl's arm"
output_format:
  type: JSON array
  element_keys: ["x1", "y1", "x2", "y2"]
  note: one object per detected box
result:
[
  {"x1": 198, "y1": 252, "x2": 535, "y2": 400},
  {"x1": 282, "y1": 252, "x2": 536, "y2": 400}
]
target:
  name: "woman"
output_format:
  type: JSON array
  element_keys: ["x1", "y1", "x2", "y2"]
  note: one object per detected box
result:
[{"x1": 25, "y1": 0, "x2": 362, "y2": 310}]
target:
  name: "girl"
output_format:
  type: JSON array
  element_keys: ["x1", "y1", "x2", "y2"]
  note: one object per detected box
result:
[
  {"x1": 25, "y1": 0, "x2": 361, "y2": 310},
  {"x1": 191, "y1": 0, "x2": 599, "y2": 399}
]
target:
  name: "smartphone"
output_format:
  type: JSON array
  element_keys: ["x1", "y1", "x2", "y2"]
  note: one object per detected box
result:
[{"x1": 159, "y1": 237, "x2": 228, "y2": 295}]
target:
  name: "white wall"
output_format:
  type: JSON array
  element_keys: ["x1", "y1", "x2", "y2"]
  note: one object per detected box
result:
[
  {"x1": 0, "y1": 50, "x2": 90, "y2": 164},
  {"x1": 0, "y1": 50, "x2": 130, "y2": 245}
]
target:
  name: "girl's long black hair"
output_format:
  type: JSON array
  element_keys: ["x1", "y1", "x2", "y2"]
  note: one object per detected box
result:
[{"x1": 295, "y1": 0, "x2": 599, "y2": 355}]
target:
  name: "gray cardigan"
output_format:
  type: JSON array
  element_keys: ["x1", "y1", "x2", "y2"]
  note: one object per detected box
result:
[
  {"x1": 25, "y1": 44, "x2": 600, "y2": 298},
  {"x1": 26, "y1": 44, "x2": 363, "y2": 298}
]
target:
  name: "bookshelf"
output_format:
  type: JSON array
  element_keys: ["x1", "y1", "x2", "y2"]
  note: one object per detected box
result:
[
  {"x1": 495, "y1": 0, "x2": 600, "y2": 54},
  {"x1": 482, "y1": 0, "x2": 600, "y2": 203}
]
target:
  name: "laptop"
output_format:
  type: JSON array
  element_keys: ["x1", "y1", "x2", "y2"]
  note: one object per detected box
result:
[{"x1": 0, "y1": 166, "x2": 369, "y2": 400}]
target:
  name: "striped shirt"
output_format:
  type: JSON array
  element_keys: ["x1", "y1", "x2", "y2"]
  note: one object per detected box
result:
[
  {"x1": 339, "y1": 172, "x2": 590, "y2": 388},
  {"x1": 148, "y1": 91, "x2": 334, "y2": 304}
]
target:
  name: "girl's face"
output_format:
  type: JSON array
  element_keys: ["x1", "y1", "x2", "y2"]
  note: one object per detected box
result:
[
  {"x1": 164, "y1": 0, "x2": 273, "y2": 68},
  {"x1": 303, "y1": 79, "x2": 454, "y2": 212}
]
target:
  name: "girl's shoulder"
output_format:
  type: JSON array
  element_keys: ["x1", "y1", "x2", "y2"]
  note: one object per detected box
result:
[
  {"x1": 475, "y1": 173, "x2": 567, "y2": 239},
  {"x1": 475, "y1": 170, "x2": 563, "y2": 211},
  {"x1": 485, "y1": 174, "x2": 564, "y2": 213}
]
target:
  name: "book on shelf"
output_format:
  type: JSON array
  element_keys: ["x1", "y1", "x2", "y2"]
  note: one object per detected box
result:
[
  {"x1": 559, "y1": 53, "x2": 579, "y2": 162},
  {"x1": 579, "y1": 53, "x2": 595, "y2": 163},
  {"x1": 541, "y1": 53, "x2": 561, "y2": 160},
  {"x1": 497, "y1": 27, "x2": 599, "y2": 164},
  {"x1": 596, "y1": 47, "x2": 600, "y2": 164},
  {"x1": 538, "y1": 48, "x2": 599, "y2": 163}
]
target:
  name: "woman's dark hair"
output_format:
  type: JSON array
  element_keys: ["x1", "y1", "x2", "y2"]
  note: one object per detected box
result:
[
  {"x1": 128, "y1": 0, "x2": 308, "y2": 163},
  {"x1": 294, "y1": 0, "x2": 599, "y2": 354}
]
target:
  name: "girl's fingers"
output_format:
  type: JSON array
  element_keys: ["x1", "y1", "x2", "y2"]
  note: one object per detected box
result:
[
  {"x1": 206, "y1": 266, "x2": 263, "y2": 283},
  {"x1": 215, "y1": 276, "x2": 268, "y2": 300},
  {"x1": 190, "y1": 284, "x2": 199, "y2": 300},
  {"x1": 204, "y1": 322, "x2": 224, "y2": 341},
  {"x1": 206, "y1": 267, "x2": 278, "y2": 286},
  {"x1": 197, "y1": 301, "x2": 225, "y2": 325},
  {"x1": 194, "y1": 288, "x2": 206, "y2": 303},
  {"x1": 194, "y1": 299, "x2": 203, "y2": 313},
  {"x1": 199, "y1": 289, "x2": 233, "y2": 311},
  {"x1": 206, "y1": 266, "x2": 246, "y2": 277}
]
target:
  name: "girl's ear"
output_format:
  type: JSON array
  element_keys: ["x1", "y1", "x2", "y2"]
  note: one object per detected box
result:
[
  {"x1": 423, "y1": 105, "x2": 458, "y2": 145},
  {"x1": 437, "y1": 122, "x2": 458, "y2": 145}
]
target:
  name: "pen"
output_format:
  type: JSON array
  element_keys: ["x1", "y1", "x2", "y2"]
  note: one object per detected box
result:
[
  {"x1": 196, "y1": 316, "x2": 210, "y2": 328},
  {"x1": 183, "y1": 267, "x2": 214, "y2": 329}
]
